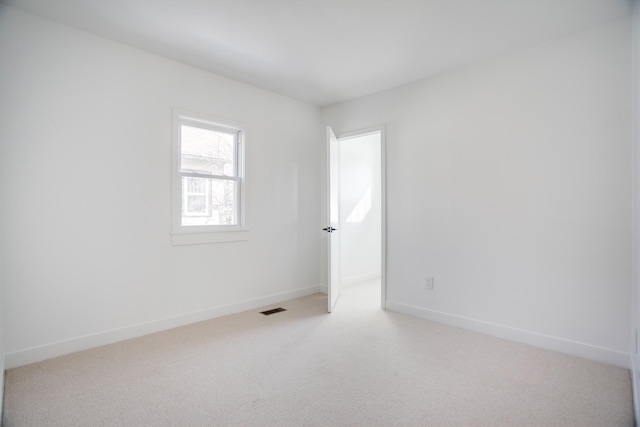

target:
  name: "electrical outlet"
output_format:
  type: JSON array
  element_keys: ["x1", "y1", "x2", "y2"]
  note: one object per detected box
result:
[{"x1": 425, "y1": 276, "x2": 434, "y2": 290}]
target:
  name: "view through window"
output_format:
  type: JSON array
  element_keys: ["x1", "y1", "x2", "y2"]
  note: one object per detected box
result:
[{"x1": 178, "y1": 119, "x2": 243, "y2": 227}]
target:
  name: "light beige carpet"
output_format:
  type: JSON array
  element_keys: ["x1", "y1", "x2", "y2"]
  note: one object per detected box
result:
[{"x1": 3, "y1": 280, "x2": 634, "y2": 426}]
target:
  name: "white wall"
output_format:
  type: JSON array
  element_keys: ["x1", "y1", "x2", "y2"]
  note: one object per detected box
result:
[
  {"x1": 339, "y1": 133, "x2": 381, "y2": 285},
  {"x1": 0, "y1": 6, "x2": 323, "y2": 368},
  {"x1": 323, "y1": 18, "x2": 632, "y2": 367},
  {"x1": 631, "y1": 0, "x2": 640, "y2": 417}
]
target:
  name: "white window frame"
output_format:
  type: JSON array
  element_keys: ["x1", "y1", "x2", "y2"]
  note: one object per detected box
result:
[{"x1": 171, "y1": 109, "x2": 248, "y2": 245}]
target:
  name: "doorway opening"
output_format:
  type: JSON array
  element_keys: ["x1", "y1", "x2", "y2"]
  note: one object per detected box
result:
[{"x1": 327, "y1": 126, "x2": 385, "y2": 311}]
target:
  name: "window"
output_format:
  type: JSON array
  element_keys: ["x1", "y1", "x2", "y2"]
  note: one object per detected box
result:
[
  {"x1": 172, "y1": 110, "x2": 247, "y2": 245},
  {"x1": 179, "y1": 123, "x2": 239, "y2": 226}
]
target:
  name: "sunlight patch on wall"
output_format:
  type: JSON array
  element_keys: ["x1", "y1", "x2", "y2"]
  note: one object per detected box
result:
[{"x1": 346, "y1": 187, "x2": 372, "y2": 223}]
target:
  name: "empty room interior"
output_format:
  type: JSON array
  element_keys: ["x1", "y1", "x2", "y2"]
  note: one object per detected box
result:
[{"x1": 2, "y1": 0, "x2": 640, "y2": 425}]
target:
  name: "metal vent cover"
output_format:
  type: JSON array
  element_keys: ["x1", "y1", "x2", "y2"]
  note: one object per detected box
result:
[{"x1": 260, "y1": 307, "x2": 286, "y2": 316}]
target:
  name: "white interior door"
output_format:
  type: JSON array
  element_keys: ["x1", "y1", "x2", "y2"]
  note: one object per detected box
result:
[{"x1": 327, "y1": 127, "x2": 340, "y2": 312}]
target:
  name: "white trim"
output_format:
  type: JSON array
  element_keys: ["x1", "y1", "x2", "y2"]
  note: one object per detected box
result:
[
  {"x1": 380, "y1": 126, "x2": 387, "y2": 310},
  {"x1": 5, "y1": 285, "x2": 323, "y2": 369},
  {"x1": 326, "y1": 127, "x2": 339, "y2": 312},
  {"x1": 181, "y1": 172, "x2": 241, "y2": 181},
  {"x1": 341, "y1": 272, "x2": 381, "y2": 287},
  {"x1": 171, "y1": 228, "x2": 250, "y2": 245},
  {"x1": 338, "y1": 128, "x2": 383, "y2": 141},
  {"x1": 386, "y1": 301, "x2": 630, "y2": 368},
  {"x1": 632, "y1": 352, "x2": 640, "y2": 423},
  {"x1": 631, "y1": 0, "x2": 640, "y2": 421}
]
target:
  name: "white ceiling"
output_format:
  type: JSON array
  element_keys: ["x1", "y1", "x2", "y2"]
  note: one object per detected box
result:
[{"x1": 2, "y1": 0, "x2": 633, "y2": 107}]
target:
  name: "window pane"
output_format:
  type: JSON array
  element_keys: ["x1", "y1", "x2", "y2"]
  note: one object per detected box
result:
[
  {"x1": 181, "y1": 177, "x2": 237, "y2": 226},
  {"x1": 180, "y1": 125, "x2": 235, "y2": 177}
]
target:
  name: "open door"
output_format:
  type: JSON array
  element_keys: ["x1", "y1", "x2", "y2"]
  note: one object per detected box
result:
[{"x1": 326, "y1": 127, "x2": 340, "y2": 312}]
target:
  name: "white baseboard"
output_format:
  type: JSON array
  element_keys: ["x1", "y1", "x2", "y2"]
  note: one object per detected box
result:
[
  {"x1": 341, "y1": 272, "x2": 381, "y2": 287},
  {"x1": 318, "y1": 272, "x2": 381, "y2": 294},
  {"x1": 632, "y1": 347, "x2": 640, "y2": 423},
  {"x1": 0, "y1": 350, "x2": 3, "y2": 417},
  {"x1": 386, "y1": 301, "x2": 630, "y2": 368},
  {"x1": 5, "y1": 285, "x2": 322, "y2": 369}
]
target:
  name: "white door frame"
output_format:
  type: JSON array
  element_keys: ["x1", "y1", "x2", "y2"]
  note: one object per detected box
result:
[
  {"x1": 327, "y1": 127, "x2": 341, "y2": 312},
  {"x1": 333, "y1": 125, "x2": 387, "y2": 309}
]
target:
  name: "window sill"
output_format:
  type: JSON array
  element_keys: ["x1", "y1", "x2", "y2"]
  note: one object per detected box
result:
[{"x1": 171, "y1": 228, "x2": 250, "y2": 246}]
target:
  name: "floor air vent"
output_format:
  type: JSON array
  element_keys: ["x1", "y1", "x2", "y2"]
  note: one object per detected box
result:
[{"x1": 260, "y1": 307, "x2": 286, "y2": 316}]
